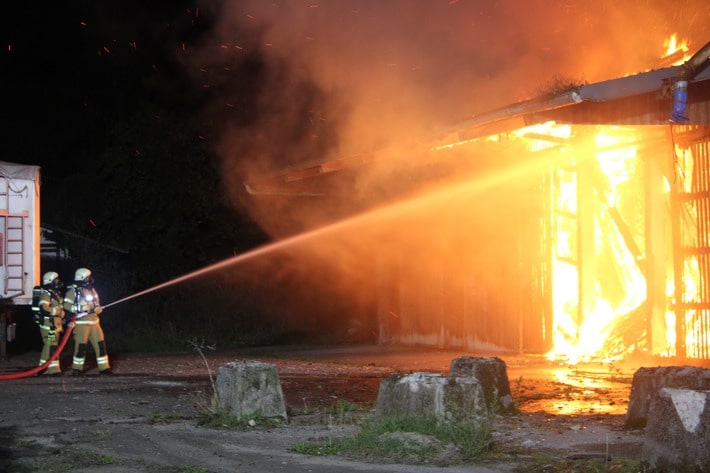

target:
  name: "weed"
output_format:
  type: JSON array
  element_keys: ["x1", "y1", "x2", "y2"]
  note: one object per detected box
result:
[
  {"x1": 295, "y1": 413, "x2": 492, "y2": 465},
  {"x1": 300, "y1": 397, "x2": 312, "y2": 415},
  {"x1": 513, "y1": 452, "x2": 642, "y2": 473},
  {"x1": 149, "y1": 412, "x2": 185, "y2": 423},
  {"x1": 193, "y1": 389, "x2": 220, "y2": 420},
  {"x1": 327, "y1": 399, "x2": 371, "y2": 424},
  {"x1": 292, "y1": 441, "x2": 341, "y2": 456},
  {"x1": 332, "y1": 399, "x2": 362, "y2": 414},
  {"x1": 182, "y1": 467, "x2": 210, "y2": 473},
  {"x1": 90, "y1": 428, "x2": 111, "y2": 439},
  {"x1": 187, "y1": 338, "x2": 217, "y2": 394},
  {"x1": 19, "y1": 447, "x2": 117, "y2": 472},
  {"x1": 12, "y1": 439, "x2": 36, "y2": 447},
  {"x1": 199, "y1": 410, "x2": 286, "y2": 430},
  {"x1": 187, "y1": 338, "x2": 220, "y2": 418},
  {"x1": 7, "y1": 462, "x2": 39, "y2": 473},
  {"x1": 69, "y1": 449, "x2": 116, "y2": 467}
]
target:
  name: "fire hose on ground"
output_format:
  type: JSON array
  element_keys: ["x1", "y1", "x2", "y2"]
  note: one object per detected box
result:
[
  {"x1": 0, "y1": 283, "x2": 172, "y2": 381},
  {"x1": 0, "y1": 318, "x2": 75, "y2": 381}
]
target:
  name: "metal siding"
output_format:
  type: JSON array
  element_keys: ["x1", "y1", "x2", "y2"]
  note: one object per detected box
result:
[
  {"x1": 377, "y1": 143, "x2": 553, "y2": 354},
  {"x1": 682, "y1": 134, "x2": 710, "y2": 359}
]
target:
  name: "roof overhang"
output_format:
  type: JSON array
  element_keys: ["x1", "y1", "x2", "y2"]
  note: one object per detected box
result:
[{"x1": 244, "y1": 40, "x2": 710, "y2": 196}]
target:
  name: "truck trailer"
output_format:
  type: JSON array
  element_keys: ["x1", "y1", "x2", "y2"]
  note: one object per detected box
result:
[{"x1": 0, "y1": 161, "x2": 40, "y2": 358}]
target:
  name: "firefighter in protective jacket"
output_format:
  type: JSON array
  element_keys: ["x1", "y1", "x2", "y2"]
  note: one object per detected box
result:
[
  {"x1": 37, "y1": 271, "x2": 66, "y2": 375},
  {"x1": 63, "y1": 268, "x2": 112, "y2": 375}
]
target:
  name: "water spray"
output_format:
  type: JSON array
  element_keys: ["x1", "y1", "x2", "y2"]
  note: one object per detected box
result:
[
  {"x1": 106, "y1": 144, "x2": 570, "y2": 312},
  {"x1": 102, "y1": 229, "x2": 333, "y2": 310},
  {"x1": 2, "y1": 142, "x2": 566, "y2": 379}
]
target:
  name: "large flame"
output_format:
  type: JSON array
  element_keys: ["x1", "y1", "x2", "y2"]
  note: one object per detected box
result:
[
  {"x1": 543, "y1": 125, "x2": 646, "y2": 363},
  {"x1": 541, "y1": 35, "x2": 703, "y2": 362},
  {"x1": 537, "y1": 123, "x2": 705, "y2": 362}
]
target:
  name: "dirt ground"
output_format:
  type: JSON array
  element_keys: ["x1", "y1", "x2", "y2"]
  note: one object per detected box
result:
[{"x1": 0, "y1": 344, "x2": 652, "y2": 473}]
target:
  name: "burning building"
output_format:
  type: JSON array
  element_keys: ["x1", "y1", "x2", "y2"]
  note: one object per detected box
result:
[{"x1": 244, "y1": 39, "x2": 710, "y2": 362}]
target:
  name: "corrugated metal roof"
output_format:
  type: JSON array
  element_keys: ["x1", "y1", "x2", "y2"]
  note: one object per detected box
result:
[
  {"x1": 453, "y1": 65, "x2": 710, "y2": 136},
  {"x1": 532, "y1": 79, "x2": 710, "y2": 126}
]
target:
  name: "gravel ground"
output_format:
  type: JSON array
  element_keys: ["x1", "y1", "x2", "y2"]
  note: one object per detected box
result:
[{"x1": 0, "y1": 345, "x2": 645, "y2": 472}]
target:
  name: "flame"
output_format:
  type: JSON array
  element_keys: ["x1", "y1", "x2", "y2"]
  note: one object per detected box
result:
[
  {"x1": 664, "y1": 33, "x2": 688, "y2": 58},
  {"x1": 661, "y1": 33, "x2": 692, "y2": 65},
  {"x1": 638, "y1": 34, "x2": 692, "y2": 73},
  {"x1": 532, "y1": 124, "x2": 648, "y2": 363},
  {"x1": 426, "y1": 32, "x2": 702, "y2": 363},
  {"x1": 662, "y1": 143, "x2": 706, "y2": 358},
  {"x1": 536, "y1": 123, "x2": 705, "y2": 362},
  {"x1": 434, "y1": 35, "x2": 702, "y2": 363}
]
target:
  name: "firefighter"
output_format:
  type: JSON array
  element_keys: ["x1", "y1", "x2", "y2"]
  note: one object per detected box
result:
[
  {"x1": 63, "y1": 268, "x2": 112, "y2": 375},
  {"x1": 37, "y1": 271, "x2": 66, "y2": 376}
]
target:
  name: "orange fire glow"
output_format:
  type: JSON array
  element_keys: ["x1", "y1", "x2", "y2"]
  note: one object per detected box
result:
[
  {"x1": 663, "y1": 33, "x2": 690, "y2": 63},
  {"x1": 539, "y1": 35, "x2": 705, "y2": 363},
  {"x1": 532, "y1": 122, "x2": 706, "y2": 362},
  {"x1": 663, "y1": 143, "x2": 707, "y2": 358},
  {"x1": 540, "y1": 124, "x2": 647, "y2": 363}
]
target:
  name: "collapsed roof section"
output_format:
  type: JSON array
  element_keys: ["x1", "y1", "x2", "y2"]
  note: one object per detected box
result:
[{"x1": 243, "y1": 40, "x2": 710, "y2": 197}]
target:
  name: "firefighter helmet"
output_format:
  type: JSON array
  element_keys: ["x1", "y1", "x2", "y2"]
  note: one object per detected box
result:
[
  {"x1": 74, "y1": 267, "x2": 92, "y2": 282},
  {"x1": 42, "y1": 271, "x2": 60, "y2": 286}
]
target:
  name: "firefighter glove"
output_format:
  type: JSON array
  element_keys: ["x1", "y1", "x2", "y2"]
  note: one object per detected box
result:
[
  {"x1": 94, "y1": 306, "x2": 103, "y2": 315},
  {"x1": 81, "y1": 304, "x2": 92, "y2": 312}
]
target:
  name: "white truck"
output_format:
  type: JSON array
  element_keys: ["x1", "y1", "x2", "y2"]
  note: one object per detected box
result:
[{"x1": 0, "y1": 160, "x2": 40, "y2": 358}]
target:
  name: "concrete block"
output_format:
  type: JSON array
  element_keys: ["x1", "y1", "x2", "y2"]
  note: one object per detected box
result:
[
  {"x1": 375, "y1": 372, "x2": 488, "y2": 424},
  {"x1": 449, "y1": 356, "x2": 514, "y2": 413},
  {"x1": 641, "y1": 388, "x2": 710, "y2": 473},
  {"x1": 625, "y1": 366, "x2": 710, "y2": 428},
  {"x1": 216, "y1": 361, "x2": 287, "y2": 421}
]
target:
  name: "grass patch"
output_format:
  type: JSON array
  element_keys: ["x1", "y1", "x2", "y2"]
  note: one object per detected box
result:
[
  {"x1": 331, "y1": 399, "x2": 366, "y2": 414},
  {"x1": 198, "y1": 411, "x2": 286, "y2": 430},
  {"x1": 14, "y1": 446, "x2": 117, "y2": 473},
  {"x1": 293, "y1": 413, "x2": 491, "y2": 465},
  {"x1": 10, "y1": 439, "x2": 208, "y2": 473},
  {"x1": 292, "y1": 442, "x2": 341, "y2": 456},
  {"x1": 513, "y1": 453, "x2": 641, "y2": 473},
  {"x1": 326, "y1": 399, "x2": 371, "y2": 423},
  {"x1": 287, "y1": 398, "x2": 372, "y2": 422},
  {"x1": 149, "y1": 412, "x2": 187, "y2": 424}
]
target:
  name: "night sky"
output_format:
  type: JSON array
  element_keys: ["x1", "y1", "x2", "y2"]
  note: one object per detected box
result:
[{"x1": 2, "y1": 2, "x2": 199, "y2": 174}]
